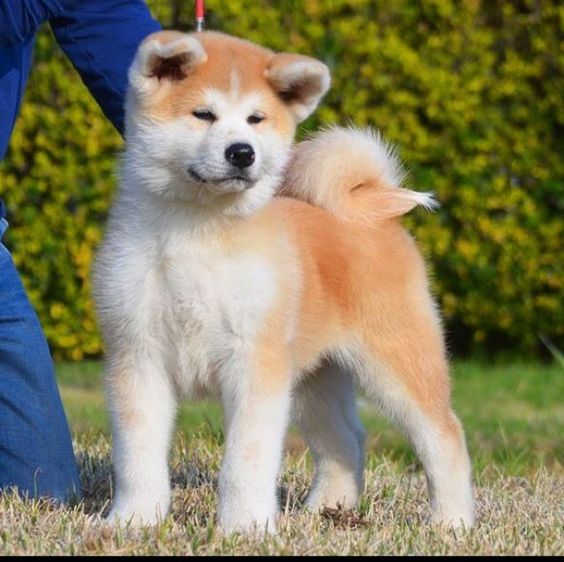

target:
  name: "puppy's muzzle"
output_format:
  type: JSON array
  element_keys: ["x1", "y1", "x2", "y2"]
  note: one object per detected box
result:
[{"x1": 225, "y1": 143, "x2": 255, "y2": 169}]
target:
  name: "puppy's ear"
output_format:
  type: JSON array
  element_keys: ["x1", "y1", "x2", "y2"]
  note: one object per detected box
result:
[
  {"x1": 129, "y1": 31, "x2": 207, "y2": 95},
  {"x1": 265, "y1": 54, "x2": 331, "y2": 122}
]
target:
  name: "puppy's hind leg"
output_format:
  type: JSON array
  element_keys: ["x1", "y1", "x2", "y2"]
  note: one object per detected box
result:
[
  {"x1": 355, "y1": 296, "x2": 475, "y2": 528},
  {"x1": 293, "y1": 362, "x2": 365, "y2": 511},
  {"x1": 105, "y1": 350, "x2": 177, "y2": 526}
]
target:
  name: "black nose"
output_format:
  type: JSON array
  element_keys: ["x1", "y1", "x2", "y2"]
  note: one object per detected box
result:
[{"x1": 225, "y1": 143, "x2": 255, "y2": 169}]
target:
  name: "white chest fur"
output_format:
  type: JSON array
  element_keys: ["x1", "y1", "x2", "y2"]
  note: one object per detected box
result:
[{"x1": 133, "y1": 233, "x2": 277, "y2": 395}]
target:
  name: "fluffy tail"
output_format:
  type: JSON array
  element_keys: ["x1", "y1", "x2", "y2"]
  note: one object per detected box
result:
[{"x1": 281, "y1": 126, "x2": 438, "y2": 224}]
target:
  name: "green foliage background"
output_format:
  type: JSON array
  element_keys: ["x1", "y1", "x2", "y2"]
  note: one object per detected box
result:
[{"x1": 0, "y1": 0, "x2": 562, "y2": 360}]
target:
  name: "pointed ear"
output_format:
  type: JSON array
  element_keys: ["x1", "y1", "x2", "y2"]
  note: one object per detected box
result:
[
  {"x1": 129, "y1": 31, "x2": 207, "y2": 95},
  {"x1": 265, "y1": 54, "x2": 331, "y2": 122}
]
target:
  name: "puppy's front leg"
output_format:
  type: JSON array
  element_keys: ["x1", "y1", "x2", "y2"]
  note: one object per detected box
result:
[
  {"x1": 105, "y1": 352, "x2": 176, "y2": 526},
  {"x1": 217, "y1": 354, "x2": 292, "y2": 535}
]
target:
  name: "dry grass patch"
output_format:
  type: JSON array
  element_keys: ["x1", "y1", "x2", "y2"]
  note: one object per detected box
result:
[{"x1": 0, "y1": 432, "x2": 562, "y2": 556}]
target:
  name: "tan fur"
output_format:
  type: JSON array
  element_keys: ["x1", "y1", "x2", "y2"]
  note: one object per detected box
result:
[
  {"x1": 99, "y1": 29, "x2": 474, "y2": 530},
  {"x1": 282, "y1": 127, "x2": 438, "y2": 223},
  {"x1": 142, "y1": 32, "x2": 296, "y2": 138},
  {"x1": 105, "y1": 355, "x2": 144, "y2": 430},
  {"x1": 219, "y1": 196, "x2": 453, "y2": 426}
]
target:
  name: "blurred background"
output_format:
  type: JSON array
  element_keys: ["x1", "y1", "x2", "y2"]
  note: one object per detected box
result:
[{"x1": 0, "y1": 0, "x2": 562, "y2": 472}]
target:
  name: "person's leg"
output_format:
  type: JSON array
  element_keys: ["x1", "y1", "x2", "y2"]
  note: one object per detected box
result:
[{"x1": 0, "y1": 221, "x2": 81, "y2": 502}]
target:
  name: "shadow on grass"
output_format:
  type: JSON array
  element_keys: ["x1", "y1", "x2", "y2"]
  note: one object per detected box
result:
[
  {"x1": 73, "y1": 432, "x2": 311, "y2": 526},
  {"x1": 75, "y1": 450, "x2": 113, "y2": 516}
]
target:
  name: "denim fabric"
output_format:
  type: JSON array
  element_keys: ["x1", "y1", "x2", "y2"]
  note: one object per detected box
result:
[
  {"x1": 0, "y1": 0, "x2": 160, "y2": 500},
  {"x1": 0, "y1": 0, "x2": 161, "y2": 159},
  {"x1": 0, "y1": 216, "x2": 80, "y2": 502},
  {"x1": 0, "y1": 199, "x2": 7, "y2": 239}
]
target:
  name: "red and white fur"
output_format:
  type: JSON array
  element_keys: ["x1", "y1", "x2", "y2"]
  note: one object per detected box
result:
[{"x1": 93, "y1": 31, "x2": 475, "y2": 534}]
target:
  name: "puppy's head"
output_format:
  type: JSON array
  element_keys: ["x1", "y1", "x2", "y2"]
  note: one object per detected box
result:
[{"x1": 125, "y1": 31, "x2": 330, "y2": 217}]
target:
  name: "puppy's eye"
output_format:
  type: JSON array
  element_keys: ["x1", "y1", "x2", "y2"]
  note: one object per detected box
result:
[
  {"x1": 247, "y1": 113, "x2": 266, "y2": 125},
  {"x1": 192, "y1": 110, "x2": 217, "y2": 122}
]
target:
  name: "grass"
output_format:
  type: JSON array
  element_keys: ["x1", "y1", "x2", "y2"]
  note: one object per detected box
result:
[
  {"x1": 1, "y1": 359, "x2": 562, "y2": 555},
  {"x1": 57, "y1": 359, "x2": 564, "y2": 474}
]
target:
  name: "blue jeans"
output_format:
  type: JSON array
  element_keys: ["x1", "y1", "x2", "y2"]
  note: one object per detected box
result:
[{"x1": 0, "y1": 202, "x2": 81, "y2": 502}]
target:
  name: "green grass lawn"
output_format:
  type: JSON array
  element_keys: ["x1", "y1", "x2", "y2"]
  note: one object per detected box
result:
[
  {"x1": 1, "y1": 359, "x2": 561, "y2": 555},
  {"x1": 57, "y1": 359, "x2": 563, "y2": 476}
]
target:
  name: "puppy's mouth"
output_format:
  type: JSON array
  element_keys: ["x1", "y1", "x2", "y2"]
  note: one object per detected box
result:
[{"x1": 188, "y1": 168, "x2": 255, "y2": 189}]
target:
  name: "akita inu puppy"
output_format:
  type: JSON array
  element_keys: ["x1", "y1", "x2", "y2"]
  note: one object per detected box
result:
[{"x1": 93, "y1": 30, "x2": 475, "y2": 534}]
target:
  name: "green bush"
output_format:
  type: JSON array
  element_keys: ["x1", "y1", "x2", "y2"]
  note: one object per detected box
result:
[{"x1": 0, "y1": 0, "x2": 562, "y2": 360}]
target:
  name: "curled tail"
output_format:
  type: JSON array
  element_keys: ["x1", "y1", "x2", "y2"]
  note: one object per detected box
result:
[{"x1": 281, "y1": 126, "x2": 438, "y2": 224}]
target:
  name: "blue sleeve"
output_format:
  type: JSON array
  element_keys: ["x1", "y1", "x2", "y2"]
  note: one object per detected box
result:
[
  {"x1": 50, "y1": 0, "x2": 161, "y2": 136},
  {"x1": 0, "y1": 0, "x2": 62, "y2": 45}
]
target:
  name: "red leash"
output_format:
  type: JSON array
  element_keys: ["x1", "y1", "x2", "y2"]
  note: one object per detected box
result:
[{"x1": 195, "y1": 0, "x2": 205, "y2": 31}]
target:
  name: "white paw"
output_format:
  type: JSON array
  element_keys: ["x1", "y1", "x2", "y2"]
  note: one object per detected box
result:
[
  {"x1": 432, "y1": 508, "x2": 476, "y2": 529},
  {"x1": 304, "y1": 485, "x2": 359, "y2": 512},
  {"x1": 219, "y1": 513, "x2": 278, "y2": 536},
  {"x1": 431, "y1": 490, "x2": 476, "y2": 530},
  {"x1": 218, "y1": 500, "x2": 278, "y2": 536},
  {"x1": 106, "y1": 496, "x2": 170, "y2": 527}
]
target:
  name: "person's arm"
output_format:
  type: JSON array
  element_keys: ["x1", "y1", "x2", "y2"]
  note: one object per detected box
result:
[
  {"x1": 50, "y1": 0, "x2": 161, "y2": 136},
  {"x1": 0, "y1": 0, "x2": 60, "y2": 45}
]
